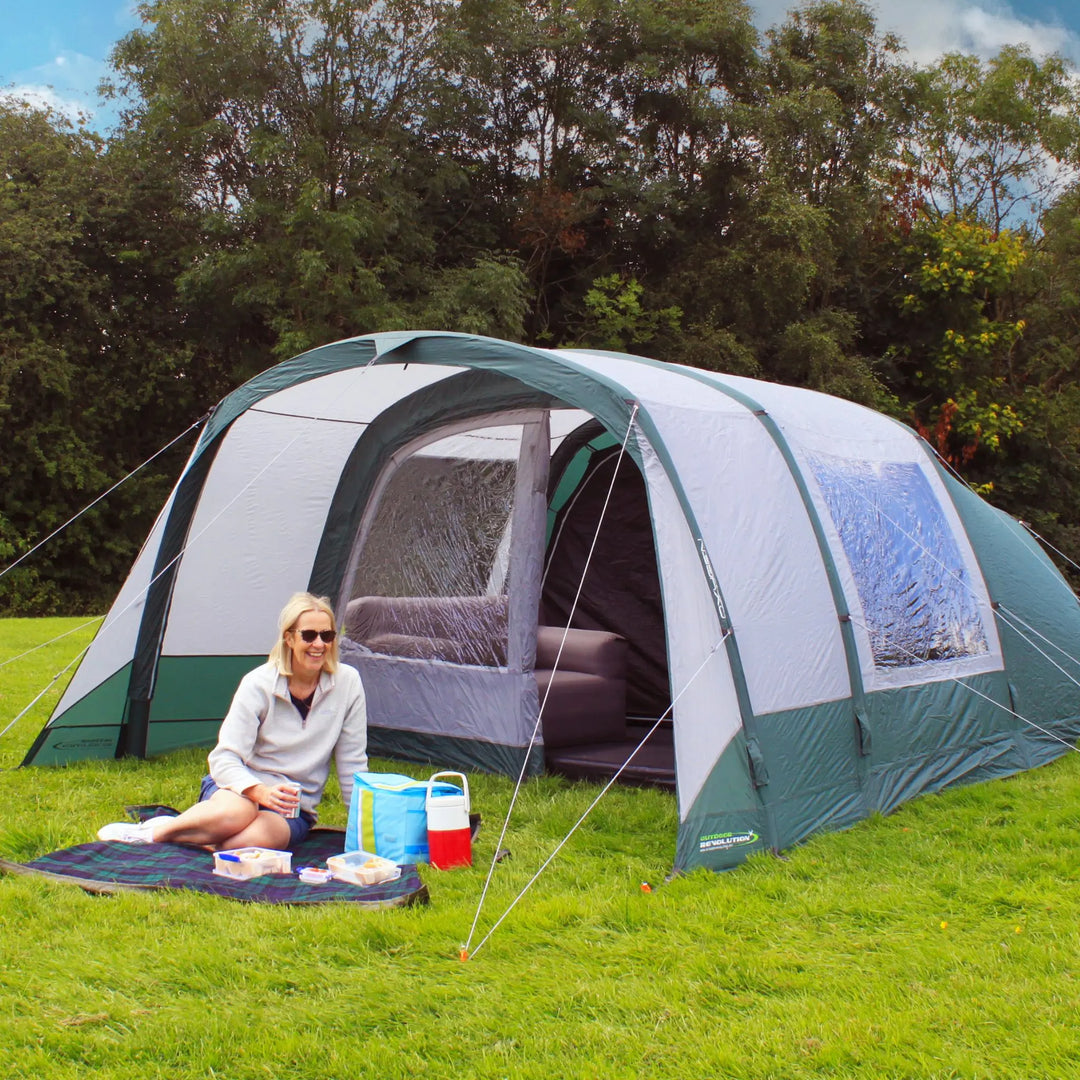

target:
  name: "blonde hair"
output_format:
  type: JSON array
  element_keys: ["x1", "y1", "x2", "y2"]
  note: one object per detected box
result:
[{"x1": 269, "y1": 592, "x2": 340, "y2": 676}]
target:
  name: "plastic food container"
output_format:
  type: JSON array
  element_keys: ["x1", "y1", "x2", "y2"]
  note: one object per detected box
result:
[
  {"x1": 212, "y1": 847, "x2": 293, "y2": 879},
  {"x1": 326, "y1": 850, "x2": 402, "y2": 887},
  {"x1": 297, "y1": 867, "x2": 332, "y2": 885}
]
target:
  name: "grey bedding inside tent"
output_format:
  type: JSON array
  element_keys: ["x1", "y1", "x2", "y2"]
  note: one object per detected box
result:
[{"x1": 338, "y1": 415, "x2": 675, "y2": 787}]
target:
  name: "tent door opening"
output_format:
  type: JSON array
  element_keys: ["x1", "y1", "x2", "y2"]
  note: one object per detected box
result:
[
  {"x1": 338, "y1": 411, "x2": 551, "y2": 776},
  {"x1": 539, "y1": 420, "x2": 674, "y2": 788}
]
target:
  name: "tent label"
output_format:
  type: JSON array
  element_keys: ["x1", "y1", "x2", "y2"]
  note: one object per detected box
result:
[
  {"x1": 54, "y1": 737, "x2": 115, "y2": 751},
  {"x1": 699, "y1": 830, "x2": 759, "y2": 853}
]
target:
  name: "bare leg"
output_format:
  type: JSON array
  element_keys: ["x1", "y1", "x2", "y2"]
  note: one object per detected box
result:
[
  {"x1": 150, "y1": 789, "x2": 262, "y2": 848},
  {"x1": 218, "y1": 811, "x2": 293, "y2": 851}
]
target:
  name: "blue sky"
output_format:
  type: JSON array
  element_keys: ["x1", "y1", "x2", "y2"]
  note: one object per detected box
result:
[{"x1": 3, "y1": 0, "x2": 1080, "y2": 134}]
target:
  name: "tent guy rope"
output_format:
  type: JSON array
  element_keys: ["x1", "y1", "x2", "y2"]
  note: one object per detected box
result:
[
  {"x1": 464, "y1": 405, "x2": 639, "y2": 959},
  {"x1": 3, "y1": 358, "x2": 385, "y2": 748},
  {"x1": 1020, "y1": 519, "x2": 1080, "y2": 581},
  {"x1": 463, "y1": 634, "x2": 728, "y2": 962},
  {"x1": 0, "y1": 416, "x2": 207, "y2": 582}
]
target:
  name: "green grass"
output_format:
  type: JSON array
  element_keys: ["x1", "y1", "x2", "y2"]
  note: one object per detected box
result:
[{"x1": 3, "y1": 618, "x2": 1080, "y2": 1078}]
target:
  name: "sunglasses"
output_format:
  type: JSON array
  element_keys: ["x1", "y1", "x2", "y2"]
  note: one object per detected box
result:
[{"x1": 292, "y1": 629, "x2": 337, "y2": 644}]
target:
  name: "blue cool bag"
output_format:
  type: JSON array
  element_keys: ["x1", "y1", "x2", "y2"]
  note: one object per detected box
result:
[{"x1": 345, "y1": 772, "x2": 462, "y2": 864}]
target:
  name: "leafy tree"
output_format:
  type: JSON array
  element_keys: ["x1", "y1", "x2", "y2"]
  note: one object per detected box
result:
[
  {"x1": 110, "y1": 0, "x2": 530, "y2": 358},
  {"x1": 442, "y1": 0, "x2": 759, "y2": 342},
  {"x1": 892, "y1": 214, "x2": 1027, "y2": 466},
  {"x1": 662, "y1": 1, "x2": 916, "y2": 406},
  {"x1": 755, "y1": 0, "x2": 919, "y2": 213},
  {"x1": 987, "y1": 184, "x2": 1080, "y2": 569},
  {"x1": 0, "y1": 101, "x2": 200, "y2": 613},
  {"x1": 907, "y1": 47, "x2": 1080, "y2": 234},
  {"x1": 575, "y1": 274, "x2": 682, "y2": 352}
]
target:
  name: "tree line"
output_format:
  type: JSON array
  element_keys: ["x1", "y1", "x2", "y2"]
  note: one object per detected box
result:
[{"x1": 4, "y1": 0, "x2": 1080, "y2": 613}]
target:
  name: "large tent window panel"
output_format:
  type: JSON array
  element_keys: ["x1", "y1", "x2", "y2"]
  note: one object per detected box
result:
[
  {"x1": 807, "y1": 452, "x2": 989, "y2": 670},
  {"x1": 343, "y1": 421, "x2": 536, "y2": 668}
]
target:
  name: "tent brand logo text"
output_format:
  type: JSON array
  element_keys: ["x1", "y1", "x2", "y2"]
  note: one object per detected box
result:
[
  {"x1": 699, "y1": 830, "x2": 759, "y2": 852},
  {"x1": 53, "y1": 738, "x2": 114, "y2": 750}
]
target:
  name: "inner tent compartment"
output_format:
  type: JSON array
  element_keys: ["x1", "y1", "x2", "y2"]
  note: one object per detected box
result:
[
  {"x1": 541, "y1": 419, "x2": 673, "y2": 786},
  {"x1": 337, "y1": 407, "x2": 675, "y2": 787}
]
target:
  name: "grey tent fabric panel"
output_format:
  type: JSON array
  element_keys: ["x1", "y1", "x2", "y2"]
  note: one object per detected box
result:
[
  {"x1": 341, "y1": 645, "x2": 538, "y2": 752},
  {"x1": 198, "y1": 338, "x2": 379, "y2": 448}
]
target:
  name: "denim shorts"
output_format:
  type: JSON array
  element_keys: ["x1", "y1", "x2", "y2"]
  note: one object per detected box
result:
[{"x1": 199, "y1": 775, "x2": 315, "y2": 847}]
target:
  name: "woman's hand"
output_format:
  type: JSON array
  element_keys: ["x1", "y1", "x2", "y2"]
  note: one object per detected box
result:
[{"x1": 246, "y1": 782, "x2": 301, "y2": 815}]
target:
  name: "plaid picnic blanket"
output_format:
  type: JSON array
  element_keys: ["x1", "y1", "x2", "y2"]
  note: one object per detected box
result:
[{"x1": 0, "y1": 827, "x2": 427, "y2": 907}]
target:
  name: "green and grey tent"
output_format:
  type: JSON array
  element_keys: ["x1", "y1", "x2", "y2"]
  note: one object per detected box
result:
[{"x1": 25, "y1": 332, "x2": 1080, "y2": 871}]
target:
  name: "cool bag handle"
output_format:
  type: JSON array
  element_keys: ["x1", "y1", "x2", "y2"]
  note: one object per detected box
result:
[{"x1": 426, "y1": 771, "x2": 469, "y2": 812}]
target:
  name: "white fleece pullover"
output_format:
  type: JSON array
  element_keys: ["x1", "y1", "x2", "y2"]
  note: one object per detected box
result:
[{"x1": 207, "y1": 661, "x2": 368, "y2": 819}]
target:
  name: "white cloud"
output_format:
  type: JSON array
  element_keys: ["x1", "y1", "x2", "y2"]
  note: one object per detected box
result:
[
  {"x1": 2, "y1": 49, "x2": 111, "y2": 128},
  {"x1": 0, "y1": 84, "x2": 90, "y2": 124},
  {"x1": 748, "y1": 0, "x2": 1080, "y2": 65}
]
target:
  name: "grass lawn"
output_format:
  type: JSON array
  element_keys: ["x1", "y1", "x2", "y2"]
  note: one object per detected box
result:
[{"x1": 2, "y1": 617, "x2": 1080, "y2": 1079}]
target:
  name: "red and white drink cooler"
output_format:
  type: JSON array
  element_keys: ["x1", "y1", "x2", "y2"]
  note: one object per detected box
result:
[{"x1": 425, "y1": 771, "x2": 472, "y2": 869}]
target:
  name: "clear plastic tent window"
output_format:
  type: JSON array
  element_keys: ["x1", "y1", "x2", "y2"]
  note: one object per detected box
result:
[
  {"x1": 343, "y1": 426, "x2": 525, "y2": 667},
  {"x1": 808, "y1": 453, "x2": 989, "y2": 669}
]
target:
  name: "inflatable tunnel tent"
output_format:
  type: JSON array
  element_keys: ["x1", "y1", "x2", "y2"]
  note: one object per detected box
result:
[{"x1": 25, "y1": 332, "x2": 1080, "y2": 872}]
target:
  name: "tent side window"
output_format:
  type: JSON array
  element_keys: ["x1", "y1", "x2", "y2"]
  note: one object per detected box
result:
[
  {"x1": 341, "y1": 424, "x2": 526, "y2": 667},
  {"x1": 806, "y1": 453, "x2": 989, "y2": 671}
]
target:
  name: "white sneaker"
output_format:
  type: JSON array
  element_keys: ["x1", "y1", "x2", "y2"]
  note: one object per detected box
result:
[{"x1": 96, "y1": 816, "x2": 172, "y2": 843}]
